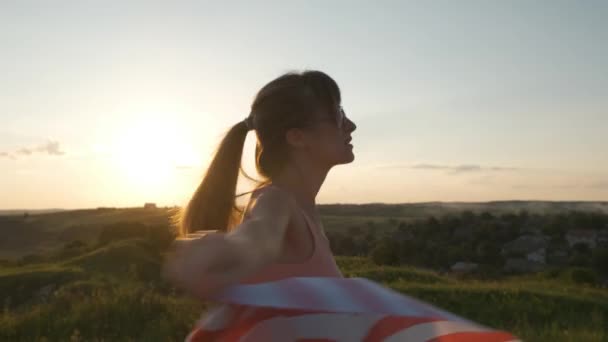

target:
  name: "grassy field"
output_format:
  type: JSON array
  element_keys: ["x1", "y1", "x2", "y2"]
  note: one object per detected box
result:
[
  {"x1": 2, "y1": 205, "x2": 608, "y2": 341},
  {"x1": 339, "y1": 257, "x2": 608, "y2": 341},
  {"x1": 1, "y1": 240, "x2": 607, "y2": 341}
]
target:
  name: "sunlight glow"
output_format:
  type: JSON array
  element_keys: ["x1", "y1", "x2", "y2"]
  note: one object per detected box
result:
[{"x1": 111, "y1": 113, "x2": 199, "y2": 192}]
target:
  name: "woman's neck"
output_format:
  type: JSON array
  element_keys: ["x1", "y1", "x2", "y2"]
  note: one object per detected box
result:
[{"x1": 270, "y1": 162, "x2": 329, "y2": 215}]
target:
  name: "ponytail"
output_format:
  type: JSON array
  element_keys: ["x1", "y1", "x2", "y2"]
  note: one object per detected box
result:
[
  {"x1": 173, "y1": 70, "x2": 342, "y2": 236},
  {"x1": 173, "y1": 119, "x2": 256, "y2": 236}
]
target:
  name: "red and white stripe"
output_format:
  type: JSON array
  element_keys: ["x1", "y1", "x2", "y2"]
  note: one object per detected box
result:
[{"x1": 186, "y1": 277, "x2": 519, "y2": 342}]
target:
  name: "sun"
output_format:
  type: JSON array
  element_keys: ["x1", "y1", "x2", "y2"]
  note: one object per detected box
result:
[{"x1": 111, "y1": 114, "x2": 198, "y2": 193}]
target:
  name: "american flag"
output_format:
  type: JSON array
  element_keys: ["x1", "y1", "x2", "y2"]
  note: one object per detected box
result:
[{"x1": 186, "y1": 277, "x2": 519, "y2": 341}]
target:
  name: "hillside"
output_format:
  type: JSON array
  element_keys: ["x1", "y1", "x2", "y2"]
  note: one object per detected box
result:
[
  {"x1": 0, "y1": 207, "x2": 174, "y2": 259},
  {"x1": 1, "y1": 242, "x2": 606, "y2": 341},
  {"x1": 2, "y1": 201, "x2": 607, "y2": 259}
]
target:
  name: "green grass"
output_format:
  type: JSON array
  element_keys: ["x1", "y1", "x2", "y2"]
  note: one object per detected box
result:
[
  {"x1": 337, "y1": 257, "x2": 450, "y2": 284},
  {"x1": 335, "y1": 256, "x2": 608, "y2": 341},
  {"x1": 0, "y1": 266, "x2": 83, "y2": 310},
  {"x1": 1, "y1": 251, "x2": 607, "y2": 341},
  {"x1": 390, "y1": 282, "x2": 607, "y2": 341},
  {"x1": 1, "y1": 279, "x2": 204, "y2": 341},
  {"x1": 63, "y1": 238, "x2": 162, "y2": 281}
]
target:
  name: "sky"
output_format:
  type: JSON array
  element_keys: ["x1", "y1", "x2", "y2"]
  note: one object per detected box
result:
[{"x1": 1, "y1": 1, "x2": 607, "y2": 209}]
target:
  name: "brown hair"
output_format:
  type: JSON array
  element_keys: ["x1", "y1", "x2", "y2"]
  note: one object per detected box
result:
[{"x1": 173, "y1": 70, "x2": 341, "y2": 236}]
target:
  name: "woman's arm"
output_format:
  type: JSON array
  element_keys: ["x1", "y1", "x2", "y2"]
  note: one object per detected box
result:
[{"x1": 163, "y1": 187, "x2": 294, "y2": 299}]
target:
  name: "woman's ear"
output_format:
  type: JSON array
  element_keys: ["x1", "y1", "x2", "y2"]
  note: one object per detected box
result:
[{"x1": 285, "y1": 128, "x2": 308, "y2": 148}]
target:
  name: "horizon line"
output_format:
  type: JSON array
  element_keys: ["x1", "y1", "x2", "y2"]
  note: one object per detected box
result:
[{"x1": 2, "y1": 199, "x2": 608, "y2": 213}]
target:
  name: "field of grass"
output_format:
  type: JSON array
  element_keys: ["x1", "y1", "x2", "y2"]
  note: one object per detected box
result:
[
  {"x1": 1, "y1": 241, "x2": 607, "y2": 341},
  {"x1": 338, "y1": 256, "x2": 608, "y2": 341},
  {"x1": 0, "y1": 208, "x2": 174, "y2": 259},
  {"x1": 2, "y1": 205, "x2": 608, "y2": 341}
]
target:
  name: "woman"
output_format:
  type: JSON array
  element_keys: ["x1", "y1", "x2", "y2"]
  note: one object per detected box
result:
[
  {"x1": 164, "y1": 71, "x2": 518, "y2": 341},
  {"x1": 164, "y1": 70, "x2": 356, "y2": 300}
]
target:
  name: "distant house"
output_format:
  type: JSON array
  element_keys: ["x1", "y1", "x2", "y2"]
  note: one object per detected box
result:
[
  {"x1": 565, "y1": 229, "x2": 597, "y2": 249},
  {"x1": 451, "y1": 262, "x2": 478, "y2": 273},
  {"x1": 526, "y1": 248, "x2": 546, "y2": 264},
  {"x1": 144, "y1": 202, "x2": 157, "y2": 209}
]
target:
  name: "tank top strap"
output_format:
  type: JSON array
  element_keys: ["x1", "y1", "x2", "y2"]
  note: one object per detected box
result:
[{"x1": 252, "y1": 183, "x2": 326, "y2": 240}]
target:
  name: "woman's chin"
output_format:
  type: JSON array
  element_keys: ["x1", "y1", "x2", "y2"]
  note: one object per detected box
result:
[{"x1": 339, "y1": 150, "x2": 355, "y2": 164}]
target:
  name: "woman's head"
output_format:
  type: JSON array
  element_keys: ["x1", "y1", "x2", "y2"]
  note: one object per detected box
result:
[
  {"x1": 251, "y1": 70, "x2": 356, "y2": 177},
  {"x1": 174, "y1": 70, "x2": 356, "y2": 235}
]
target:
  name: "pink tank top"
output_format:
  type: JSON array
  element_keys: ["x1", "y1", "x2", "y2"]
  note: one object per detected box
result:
[{"x1": 238, "y1": 185, "x2": 343, "y2": 284}]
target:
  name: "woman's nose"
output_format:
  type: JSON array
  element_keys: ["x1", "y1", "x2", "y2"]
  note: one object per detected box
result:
[{"x1": 346, "y1": 117, "x2": 356, "y2": 132}]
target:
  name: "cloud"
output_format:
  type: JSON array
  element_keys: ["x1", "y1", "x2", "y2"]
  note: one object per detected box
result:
[
  {"x1": 0, "y1": 151, "x2": 15, "y2": 159},
  {"x1": 35, "y1": 141, "x2": 65, "y2": 155},
  {"x1": 17, "y1": 148, "x2": 32, "y2": 155},
  {"x1": 378, "y1": 163, "x2": 520, "y2": 174},
  {"x1": 0, "y1": 140, "x2": 65, "y2": 159}
]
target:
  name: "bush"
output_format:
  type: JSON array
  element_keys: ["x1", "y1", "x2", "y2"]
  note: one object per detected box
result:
[
  {"x1": 19, "y1": 254, "x2": 46, "y2": 265},
  {"x1": 370, "y1": 240, "x2": 399, "y2": 266},
  {"x1": 592, "y1": 248, "x2": 608, "y2": 275},
  {"x1": 98, "y1": 222, "x2": 148, "y2": 245},
  {"x1": 569, "y1": 267, "x2": 599, "y2": 285},
  {"x1": 97, "y1": 222, "x2": 175, "y2": 252},
  {"x1": 569, "y1": 252, "x2": 592, "y2": 267}
]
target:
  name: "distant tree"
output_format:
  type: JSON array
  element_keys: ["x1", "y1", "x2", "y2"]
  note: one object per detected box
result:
[
  {"x1": 460, "y1": 210, "x2": 476, "y2": 224},
  {"x1": 517, "y1": 210, "x2": 530, "y2": 226},
  {"x1": 592, "y1": 248, "x2": 608, "y2": 275},
  {"x1": 354, "y1": 236, "x2": 374, "y2": 256},
  {"x1": 475, "y1": 241, "x2": 504, "y2": 266},
  {"x1": 573, "y1": 242, "x2": 591, "y2": 255},
  {"x1": 370, "y1": 238, "x2": 399, "y2": 265},
  {"x1": 426, "y1": 216, "x2": 440, "y2": 228},
  {"x1": 570, "y1": 267, "x2": 598, "y2": 285},
  {"x1": 480, "y1": 211, "x2": 495, "y2": 221},
  {"x1": 327, "y1": 232, "x2": 355, "y2": 255},
  {"x1": 499, "y1": 212, "x2": 518, "y2": 224},
  {"x1": 569, "y1": 253, "x2": 591, "y2": 267},
  {"x1": 348, "y1": 225, "x2": 363, "y2": 236},
  {"x1": 543, "y1": 216, "x2": 568, "y2": 237}
]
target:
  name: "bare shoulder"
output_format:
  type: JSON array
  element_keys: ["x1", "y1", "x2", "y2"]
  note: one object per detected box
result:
[
  {"x1": 248, "y1": 185, "x2": 296, "y2": 219},
  {"x1": 230, "y1": 185, "x2": 296, "y2": 262}
]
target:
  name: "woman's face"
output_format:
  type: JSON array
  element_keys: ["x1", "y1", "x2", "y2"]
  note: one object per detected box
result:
[{"x1": 302, "y1": 105, "x2": 357, "y2": 167}]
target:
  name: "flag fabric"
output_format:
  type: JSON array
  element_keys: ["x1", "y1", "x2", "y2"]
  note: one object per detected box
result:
[{"x1": 186, "y1": 277, "x2": 519, "y2": 342}]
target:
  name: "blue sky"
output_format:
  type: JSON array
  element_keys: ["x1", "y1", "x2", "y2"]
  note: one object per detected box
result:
[{"x1": 1, "y1": 1, "x2": 607, "y2": 209}]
